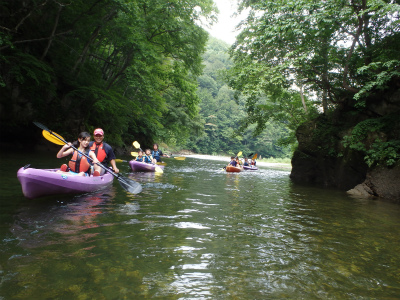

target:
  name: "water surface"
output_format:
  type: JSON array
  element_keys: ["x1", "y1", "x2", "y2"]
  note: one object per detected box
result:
[{"x1": 1, "y1": 153, "x2": 399, "y2": 299}]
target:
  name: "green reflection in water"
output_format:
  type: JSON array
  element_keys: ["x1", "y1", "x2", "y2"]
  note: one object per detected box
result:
[{"x1": 1, "y1": 154, "x2": 400, "y2": 299}]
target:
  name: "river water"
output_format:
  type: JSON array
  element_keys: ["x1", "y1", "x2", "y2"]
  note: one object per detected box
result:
[{"x1": 1, "y1": 152, "x2": 399, "y2": 299}]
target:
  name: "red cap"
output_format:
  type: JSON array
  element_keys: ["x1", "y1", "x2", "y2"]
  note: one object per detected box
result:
[{"x1": 94, "y1": 128, "x2": 104, "y2": 136}]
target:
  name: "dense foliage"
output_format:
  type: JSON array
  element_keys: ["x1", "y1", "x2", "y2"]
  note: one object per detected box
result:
[
  {"x1": 228, "y1": 0, "x2": 400, "y2": 166},
  {"x1": 188, "y1": 38, "x2": 292, "y2": 158},
  {"x1": 0, "y1": 0, "x2": 217, "y2": 147}
]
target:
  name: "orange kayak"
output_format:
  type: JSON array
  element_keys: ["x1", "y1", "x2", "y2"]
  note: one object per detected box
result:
[{"x1": 226, "y1": 165, "x2": 242, "y2": 173}]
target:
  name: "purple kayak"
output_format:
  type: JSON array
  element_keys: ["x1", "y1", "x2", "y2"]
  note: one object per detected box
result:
[
  {"x1": 129, "y1": 160, "x2": 165, "y2": 172},
  {"x1": 17, "y1": 166, "x2": 114, "y2": 199},
  {"x1": 243, "y1": 165, "x2": 258, "y2": 171}
]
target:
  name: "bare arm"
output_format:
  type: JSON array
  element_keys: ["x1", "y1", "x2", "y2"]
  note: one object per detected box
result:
[
  {"x1": 57, "y1": 143, "x2": 73, "y2": 158},
  {"x1": 109, "y1": 159, "x2": 119, "y2": 173}
]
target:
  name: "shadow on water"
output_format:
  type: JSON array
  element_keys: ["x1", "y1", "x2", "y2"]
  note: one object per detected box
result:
[{"x1": 1, "y1": 154, "x2": 400, "y2": 299}]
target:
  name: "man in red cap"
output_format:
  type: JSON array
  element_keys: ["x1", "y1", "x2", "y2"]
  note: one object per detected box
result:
[{"x1": 89, "y1": 128, "x2": 119, "y2": 174}]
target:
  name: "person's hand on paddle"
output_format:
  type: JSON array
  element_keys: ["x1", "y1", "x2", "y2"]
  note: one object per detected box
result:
[{"x1": 110, "y1": 159, "x2": 119, "y2": 174}]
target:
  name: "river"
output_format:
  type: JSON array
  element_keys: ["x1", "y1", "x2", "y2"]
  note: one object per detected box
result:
[{"x1": 1, "y1": 152, "x2": 399, "y2": 299}]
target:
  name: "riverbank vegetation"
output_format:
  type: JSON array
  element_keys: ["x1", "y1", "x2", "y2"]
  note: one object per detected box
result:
[
  {"x1": 1, "y1": 0, "x2": 399, "y2": 199},
  {"x1": 227, "y1": 0, "x2": 399, "y2": 199},
  {"x1": 0, "y1": 0, "x2": 217, "y2": 148},
  {"x1": 228, "y1": 0, "x2": 400, "y2": 168}
]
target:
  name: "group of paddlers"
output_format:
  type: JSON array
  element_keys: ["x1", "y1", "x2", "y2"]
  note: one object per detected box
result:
[{"x1": 56, "y1": 129, "x2": 168, "y2": 176}]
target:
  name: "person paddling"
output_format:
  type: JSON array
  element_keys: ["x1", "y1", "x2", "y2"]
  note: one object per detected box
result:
[
  {"x1": 144, "y1": 149, "x2": 157, "y2": 164},
  {"x1": 89, "y1": 128, "x2": 119, "y2": 174},
  {"x1": 228, "y1": 156, "x2": 238, "y2": 167},
  {"x1": 57, "y1": 132, "x2": 101, "y2": 176},
  {"x1": 136, "y1": 150, "x2": 144, "y2": 162},
  {"x1": 152, "y1": 143, "x2": 169, "y2": 162}
]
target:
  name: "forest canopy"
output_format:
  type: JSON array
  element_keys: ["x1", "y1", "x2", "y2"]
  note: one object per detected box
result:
[
  {"x1": 228, "y1": 0, "x2": 400, "y2": 131},
  {"x1": 0, "y1": 0, "x2": 217, "y2": 147}
]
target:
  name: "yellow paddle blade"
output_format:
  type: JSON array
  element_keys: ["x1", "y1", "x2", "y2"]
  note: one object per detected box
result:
[
  {"x1": 157, "y1": 161, "x2": 167, "y2": 166},
  {"x1": 132, "y1": 141, "x2": 140, "y2": 149},
  {"x1": 252, "y1": 153, "x2": 258, "y2": 160},
  {"x1": 237, "y1": 151, "x2": 242, "y2": 157},
  {"x1": 174, "y1": 157, "x2": 186, "y2": 160},
  {"x1": 155, "y1": 166, "x2": 164, "y2": 173},
  {"x1": 115, "y1": 159, "x2": 125, "y2": 163},
  {"x1": 131, "y1": 152, "x2": 138, "y2": 157},
  {"x1": 42, "y1": 130, "x2": 65, "y2": 145}
]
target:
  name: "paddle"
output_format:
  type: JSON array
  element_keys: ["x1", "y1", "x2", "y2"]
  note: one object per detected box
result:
[
  {"x1": 250, "y1": 153, "x2": 258, "y2": 168},
  {"x1": 34, "y1": 122, "x2": 142, "y2": 194},
  {"x1": 115, "y1": 159, "x2": 127, "y2": 163},
  {"x1": 132, "y1": 141, "x2": 163, "y2": 173},
  {"x1": 223, "y1": 151, "x2": 242, "y2": 170},
  {"x1": 42, "y1": 130, "x2": 65, "y2": 145},
  {"x1": 130, "y1": 152, "x2": 166, "y2": 166},
  {"x1": 174, "y1": 157, "x2": 186, "y2": 161}
]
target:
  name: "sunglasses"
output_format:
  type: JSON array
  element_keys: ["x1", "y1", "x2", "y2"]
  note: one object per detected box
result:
[{"x1": 94, "y1": 135, "x2": 104, "y2": 137}]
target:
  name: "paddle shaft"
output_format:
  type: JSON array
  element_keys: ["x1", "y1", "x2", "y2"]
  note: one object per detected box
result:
[
  {"x1": 59, "y1": 138, "x2": 115, "y2": 175},
  {"x1": 37, "y1": 124, "x2": 118, "y2": 177},
  {"x1": 34, "y1": 122, "x2": 142, "y2": 194}
]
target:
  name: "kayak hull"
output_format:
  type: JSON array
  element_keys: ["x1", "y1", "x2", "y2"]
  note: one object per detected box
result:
[
  {"x1": 129, "y1": 160, "x2": 165, "y2": 172},
  {"x1": 243, "y1": 165, "x2": 258, "y2": 171},
  {"x1": 226, "y1": 165, "x2": 242, "y2": 173},
  {"x1": 17, "y1": 167, "x2": 114, "y2": 199}
]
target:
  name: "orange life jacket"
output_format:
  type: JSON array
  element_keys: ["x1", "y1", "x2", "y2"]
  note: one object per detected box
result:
[
  {"x1": 90, "y1": 142, "x2": 107, "y2": 163},
  {"x1": 68, "y1": 150, "x2": 91, "y2": 173}
]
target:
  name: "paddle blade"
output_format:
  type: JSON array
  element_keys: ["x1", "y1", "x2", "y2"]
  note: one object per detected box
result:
[
  {"x1": 237, "y1": 151, "x2": 242, "y2": 157},
  {"x1": 131, "y1": 152, "x2": 138, "y2": 157},
  {"x1": 33, "y1": 121, "x2": 49, "y2": 131},
  {"x1": 156, "y1": 161, "x2": 167, "y2": 166},
  {"x1": 155, "y1": 166, "x2": 163, "y2": 173},
  {"x1": 115, "y1": 159, "x2": 126, "y2": 163},
  {"x1": 117, "y1": 175, "x2": 142, "y2": 194},
  {"x1": 174, "y1": 157, "x2": 186, "y2": 160},
  {"x1": 132, "y1": 141, "x2": 140, "y2": 149},
  {"x1": 252, "y1": 153, "x2": 258, "y2": 160},
  {"x1": 42, "y1": 130, "x2": 65, "y2": 145}
]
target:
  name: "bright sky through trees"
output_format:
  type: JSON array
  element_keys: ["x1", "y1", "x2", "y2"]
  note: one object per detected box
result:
[{"x1": 206, "y1": 0, "x2": 242, "y2": 44}]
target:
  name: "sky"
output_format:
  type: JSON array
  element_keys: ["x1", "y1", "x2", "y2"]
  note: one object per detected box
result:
[{"x1": 205, "y1": 0, "x2": 243, "y2": 45}]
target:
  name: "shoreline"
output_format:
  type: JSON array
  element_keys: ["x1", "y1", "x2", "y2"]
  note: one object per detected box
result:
[{"x1": 185, "y1": 154, "x2": 292, "y2": 170}]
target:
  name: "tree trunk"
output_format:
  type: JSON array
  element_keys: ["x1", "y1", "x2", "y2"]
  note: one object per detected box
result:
[{"x1": 41, "y1": 4, "x2": 62, "y2": 60}]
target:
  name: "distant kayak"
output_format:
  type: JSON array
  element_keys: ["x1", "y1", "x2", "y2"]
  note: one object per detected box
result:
[
  {"x1": 17, "y1": 166, "x2": 114, "y2": 199},
  {"x1": 226, "y1": 165, "x2": 242, "y2": 173},
  {"x1": 129, "y1": 160, "x2": 165, "y2": 172},
  {"x1": 243, "y1": 165, "x2": 258, "y2": 171}
]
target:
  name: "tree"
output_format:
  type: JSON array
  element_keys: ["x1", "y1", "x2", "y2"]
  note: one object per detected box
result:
[
  {"x1": 0, "y1": 0, "x2": 218, "y2": 147},
  {"x1": 228, "y1": 0, "x2": 400, "y2": 129}
]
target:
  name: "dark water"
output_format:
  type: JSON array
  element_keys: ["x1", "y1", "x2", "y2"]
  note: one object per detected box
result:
[{"x1": 1, "y1": 152, "x2": 400, "y2": 299}]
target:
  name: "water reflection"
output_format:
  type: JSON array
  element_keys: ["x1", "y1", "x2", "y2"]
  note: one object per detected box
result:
[
  {"x1": 10, "y1": 186, "x2": 117, "y2": 249},
  {"x1": 1, "y1": 156, "x2": 400, "y2": 299}
]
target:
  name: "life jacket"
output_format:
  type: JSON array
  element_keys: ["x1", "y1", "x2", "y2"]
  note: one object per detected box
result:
[
  {"x1": 144, "y1": 155, "x2": 152, "y2": 163},
  {"x1": 90, "y1": 142, "x2": 107, "y2": 163},
  {"x1": 68, "y1": 149, "x2": 91, "y2": 173},
  {"x1": 136, "y1": 156, "x2": 143, "y2": 162},
  {"x1": 152, "y1": 150, "x2": 160, "y2": 160}
]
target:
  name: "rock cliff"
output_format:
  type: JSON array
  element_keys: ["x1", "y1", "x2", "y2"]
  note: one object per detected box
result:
[{"x1": 290, "y1": 83, "x2": 400, "y2": 203}]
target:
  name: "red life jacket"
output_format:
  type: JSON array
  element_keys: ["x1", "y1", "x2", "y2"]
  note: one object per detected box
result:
[
  {"x1": 90, "y1": 142, "x2": 107, "y2": 163},
  {"x1": 68, "y1": 150, "x2": 91, "y2": 173}
]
